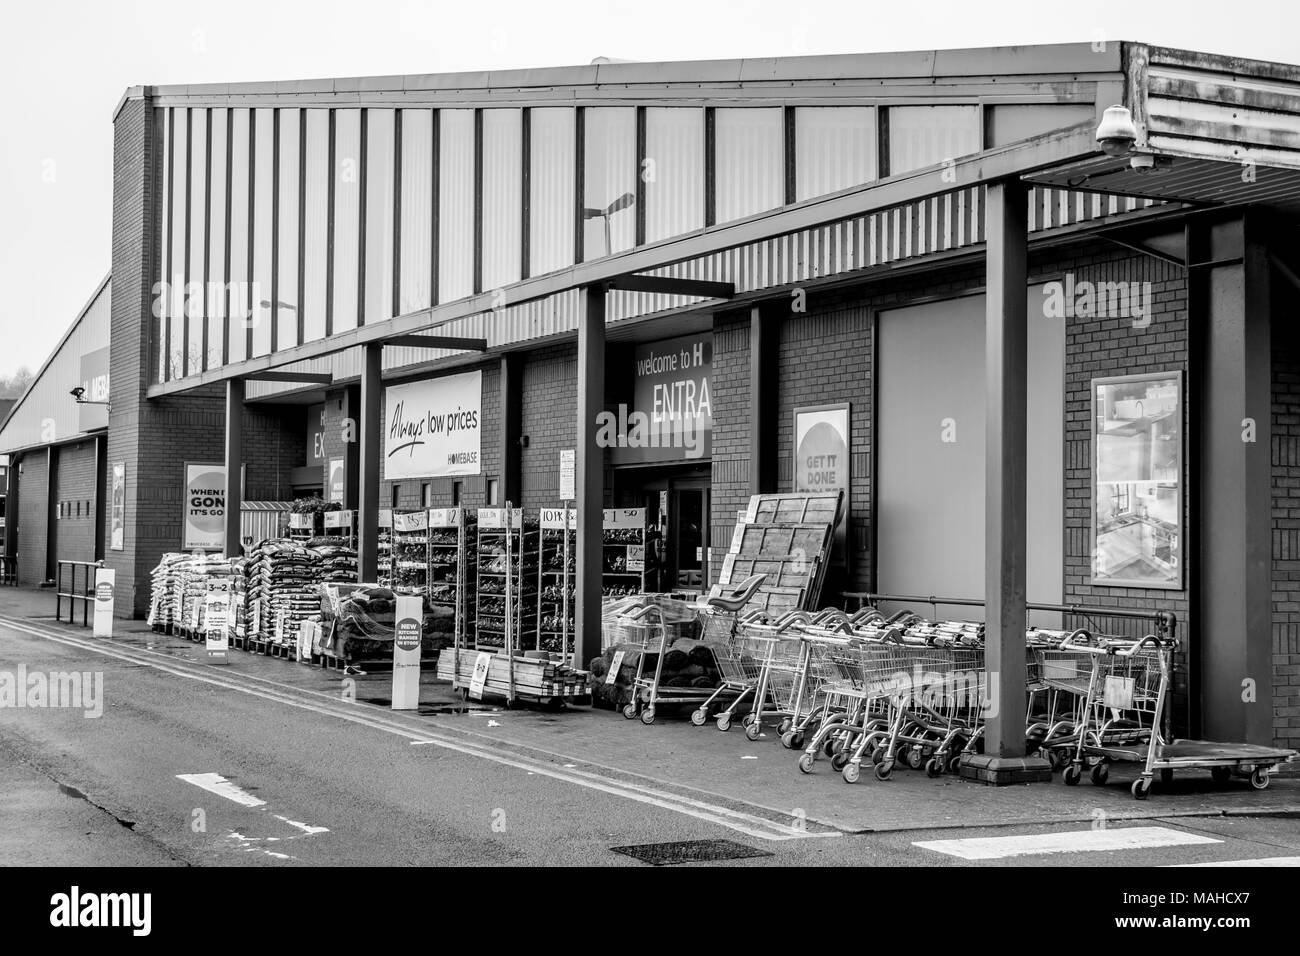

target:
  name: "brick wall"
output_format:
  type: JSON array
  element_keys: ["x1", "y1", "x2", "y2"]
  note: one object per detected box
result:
[
  {"x1": 243, "y1": 403, "x2": 306, "y2": 501},
  {"x1": 520, "y1": 344, "x2": 579, "y2": 509},
  {"x1": 16, "y1": 451, "x2": 48, "y2": 585},
  {"x1": 1271, "y1": 325, "x2": 1300, "y2": 751},
  {"x1": 105, "y1": 94, "x2": 158, "y2": 616},
  {"x1": 55, "y1": 440, "x2": 97, "y2": 565},
  {"x1": 709, "y1": 316, "x2": 750, "y2": 569},
  {"x1": 1057, "y1": 248, "x2": 1193, "y2": 735},
  {"x1": 776, "y1": 303, "x2": 874, "y2": 597}
]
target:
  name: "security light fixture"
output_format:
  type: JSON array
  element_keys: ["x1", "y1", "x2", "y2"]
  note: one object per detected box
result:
[{"x1": 1096, "y1": 104, "x2": 1139, "y2": 158}]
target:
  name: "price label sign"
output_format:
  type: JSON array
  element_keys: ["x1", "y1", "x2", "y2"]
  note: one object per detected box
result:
[
  {"x1": 1103, "y1": 675, "x2": 1135, "y2": 710},
  {"x1": 204, "y1": 593, "x2": 230, "y2": 665},
  {"x1": 540, "y1": 508, "x2": 571, "y2": 529},
  {"x1": 605, "y1": 650, "x2": 626, "y2": 686},
  {"x1": 469, "y1": 651, "x2": 493, "y2": 699}
]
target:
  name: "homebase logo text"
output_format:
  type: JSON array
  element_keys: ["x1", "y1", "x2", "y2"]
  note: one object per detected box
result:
[
  {"x1": 0, "y1": 665, "x2": 103, "y2": 718},
  {"x1": 50, "y1": 887, "x2": 151, "y2": 937}
]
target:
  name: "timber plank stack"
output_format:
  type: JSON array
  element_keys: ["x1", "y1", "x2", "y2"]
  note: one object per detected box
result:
[{"x1": 436, "y1": 651, "x2": 590, "y2": 703}]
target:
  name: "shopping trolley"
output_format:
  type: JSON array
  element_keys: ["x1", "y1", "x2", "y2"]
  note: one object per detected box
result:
[
  {"x1": 775, "y1": 609, "x2": 862, "y2": 750},
  {"x1": 1024, "y1": 628, "x2": 1097, "y2": 769},
  {"x1": 1059, "y1": 634, "x2": 1299, "y2": 798},
  {"x1": 618, "y1": 603, "x2": 723, "y2": 725},
  {"x1": 693, "y1": 612, "x2": 799, "y2": 735},
  {"x1": 796, "y1": 633, "x2": 903, "y2": 778},
  {"x1": 856, "y1": 637, "x2": 988, "y2": 782}
]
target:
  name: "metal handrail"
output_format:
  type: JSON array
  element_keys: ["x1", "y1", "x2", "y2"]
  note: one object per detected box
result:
[
  {"x1": 55, "y1": 559, "x2": 103, "y2": 627},
  {"x1": 841, "y1": 590, "x2": 1177, "y2": 638}
]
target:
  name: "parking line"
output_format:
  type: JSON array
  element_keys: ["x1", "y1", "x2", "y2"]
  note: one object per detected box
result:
[
  {"x1": 914, "y1": 826, "x2": 1221, "y2": 860},
  {"x1": 176, "y1": 772, "x2": 266, "y2": 807}
]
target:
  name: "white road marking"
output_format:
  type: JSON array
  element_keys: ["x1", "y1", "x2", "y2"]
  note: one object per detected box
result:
[
  {"x1": 273, "y1": 815, "x2": 329, "y2": 836},
  {"x1": 914, "y1": 826, "x2": 1221, "y2": 860},
  {"x1": 3, "y1": 616, "x2": 833, "y2": 843},
  {"x1": 177, "y1": 772, "x2": 266, "y2": 807},
  {"x1": 1169, "y1": 857, "x2": 1300, "y2": 867}
]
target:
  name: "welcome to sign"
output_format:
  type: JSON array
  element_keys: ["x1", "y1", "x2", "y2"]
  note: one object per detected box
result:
[{"x1": 383, "y1": 370, "x2": 483, "y2": 480}]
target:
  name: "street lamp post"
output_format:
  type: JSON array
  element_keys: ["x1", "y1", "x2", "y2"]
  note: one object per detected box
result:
[{"x1": 582, "y1": 192, "x2": 636, "y2": 257}]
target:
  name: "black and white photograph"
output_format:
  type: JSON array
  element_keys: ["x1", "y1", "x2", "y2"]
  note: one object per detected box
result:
[{"x1": 0, "y1": 0, "x2": 1297, "y2": 937}]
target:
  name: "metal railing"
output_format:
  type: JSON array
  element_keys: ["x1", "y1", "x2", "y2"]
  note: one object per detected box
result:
[
  {"x1": 56, "y1": 559, "x2": 103, "y2": 627},
  {"x1": 841, "y1": 590, "x2": 1177, "y2": 638},
  {"x1": 0, "y1": 555, "x2": 14, "y2": 586}
]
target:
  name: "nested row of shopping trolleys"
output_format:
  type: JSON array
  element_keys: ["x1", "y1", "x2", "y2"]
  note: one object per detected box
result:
[{"x1": 612, "y1": 587, "x2": 1297, "y2": 799}]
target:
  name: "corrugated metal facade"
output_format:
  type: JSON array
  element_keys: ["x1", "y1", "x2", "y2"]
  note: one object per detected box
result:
[
  {"x1": 0, "y1": 276, "x2": 112, "y2": 454},
  {"x1": 246, "y1": 184, "x2": 1162, "y2": 399}
]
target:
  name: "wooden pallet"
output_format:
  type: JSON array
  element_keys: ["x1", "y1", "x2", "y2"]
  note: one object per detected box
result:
[{"x1": 745, "y1": 491, "x2": 843, "y2": 527}]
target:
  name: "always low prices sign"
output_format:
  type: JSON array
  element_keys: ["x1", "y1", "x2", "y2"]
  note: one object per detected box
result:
[
  {"x1": 383, "y1": 370, "x2": 482, "y2": 480},
  {"x1": 183, "y1": 463, "x2": 227, "y2": 551}
]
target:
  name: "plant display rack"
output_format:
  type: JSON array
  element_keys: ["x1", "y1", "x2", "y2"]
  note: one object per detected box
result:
[
  {"x1": 429, "y1": 506, "x2": 476, "y2": 667},
  {"x1": 474, "y1": 506, "x2": 539, "y2": 653},
  {"x1": 538, "y1": 506, "x2": 575, "y2": 664},
  {"x1": 322, "y1": 508, "x2": 357, "y2": 549},
  {"x1": 390, "y1": 509, "x2": 430, "y2": 595},
  {"x1": 287, "y1": 511, "x2": 318, "y2": 543},
  {"x1": 602, "y1": 508, "x2": 646, "y2": 598}
]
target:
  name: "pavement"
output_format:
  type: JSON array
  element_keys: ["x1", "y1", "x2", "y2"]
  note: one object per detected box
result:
[{"x1": 1, "y1": 584, "x2": 1298, "y2": 867}]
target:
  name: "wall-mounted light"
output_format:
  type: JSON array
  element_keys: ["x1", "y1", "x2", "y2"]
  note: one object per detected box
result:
[{"x1": 70, "y1": 386, "x2": 111, "y2": 412}]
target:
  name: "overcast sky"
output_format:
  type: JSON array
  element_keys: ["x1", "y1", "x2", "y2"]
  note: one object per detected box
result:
[{"x1": 0, "y1": 0, "x2": 1296, "y2": 378}]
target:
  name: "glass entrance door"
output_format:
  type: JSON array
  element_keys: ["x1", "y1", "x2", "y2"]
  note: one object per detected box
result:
[{"x1": 670, "y1": 480, "x2": 709, "y2": 591}]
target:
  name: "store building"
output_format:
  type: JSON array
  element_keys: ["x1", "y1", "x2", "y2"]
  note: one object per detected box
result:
[{"x1": 4, "y1": 41, "x2": 1300, "y2": 774}]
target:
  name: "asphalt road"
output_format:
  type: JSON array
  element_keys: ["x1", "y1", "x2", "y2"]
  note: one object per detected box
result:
[{"x1": 1, "y1": 614, "x2": 1297, "y2": 868}]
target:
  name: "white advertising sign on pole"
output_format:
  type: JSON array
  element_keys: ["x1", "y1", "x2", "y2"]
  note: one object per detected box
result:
[
  {"x1": 383, "y1": 370, "x2": 483, "y2": 480},
  {"x1": 559, "y1": 449, "x2": 575, "y2": 501},
  {"x1": 391, "y1": 595, "x2": 422, "y2": 711},
  {"x1": 92, "y1": 568, "x2": 115, "y2": 637}
]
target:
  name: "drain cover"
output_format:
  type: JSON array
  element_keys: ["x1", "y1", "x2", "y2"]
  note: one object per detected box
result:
[{"x1": 610, "y1": 839, "x2": 773, "y2": 866}]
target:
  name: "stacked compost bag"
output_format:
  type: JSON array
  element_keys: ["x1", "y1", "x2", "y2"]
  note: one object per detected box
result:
[
  {"x1": 311, "y1": 541, "x2": 358, "y2": 585},
  {"x1": 246, "y1": 540, "x2": 321, "y2": 645},
  {"x1": 319, "y1": 585, "x2": 443, "y2": 662},
  {"x1": 146, "y1": 552, "x2": 187, "y2": 630}
]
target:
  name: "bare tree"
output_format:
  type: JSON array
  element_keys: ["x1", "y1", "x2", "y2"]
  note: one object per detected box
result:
[{"x1": 0, "y1": 367, "x2": 35, "y2": 399}]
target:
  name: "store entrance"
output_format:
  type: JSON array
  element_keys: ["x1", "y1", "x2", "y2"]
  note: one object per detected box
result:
[{"x1": 611, "y1": 464, "x2": 711, "y2": 594}]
